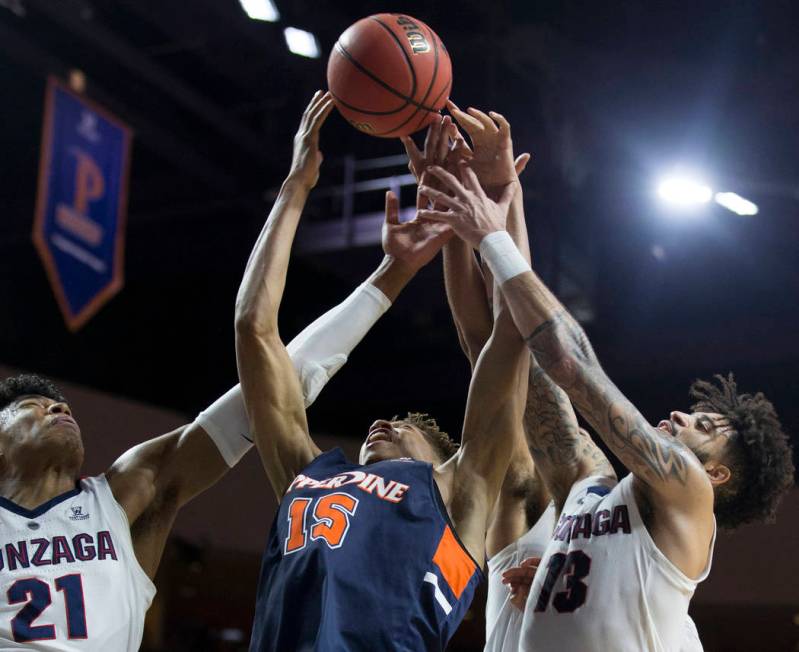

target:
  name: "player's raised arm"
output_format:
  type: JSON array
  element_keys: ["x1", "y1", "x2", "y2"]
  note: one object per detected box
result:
[
  {"x1": 106, "y1": 171, "x2": 451, "y2": 576},
  {"x1": 417, "y1": 161, "x2": 713, "y2": 521},
  {"x1": 235, "y1": 91, "x2": 333, "y2": 498},
  {"x1": 427, "y1": 164, "x2": 529, "y2": 566},
  {"x1": 403, "y1": 115, "x2": 493, "y2": 367},
  {"x1": 523, "y1": 358, "x2": 615, "y2": 511},
  {"x1": 444, "y1": 106, "x2": 615, "y2": 513}
]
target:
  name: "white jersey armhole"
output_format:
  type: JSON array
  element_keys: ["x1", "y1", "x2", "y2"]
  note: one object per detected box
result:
[
  {"x1": 94, "y1": 475, "x2": 157, "y2": 601},
  {"x1": 620, "y1": 475, "x2": 717, "y2": 587}
]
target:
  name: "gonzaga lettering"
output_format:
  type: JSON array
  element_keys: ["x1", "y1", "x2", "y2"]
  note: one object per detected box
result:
[{"x1": 0, "y1": 476, "x2": 154, "y2": 651}]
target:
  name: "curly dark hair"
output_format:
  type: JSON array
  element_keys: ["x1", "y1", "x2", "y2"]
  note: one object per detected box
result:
[
  {"x1": 690, "y1": 373, "x2": 794, "y2": 530},
  {"x1": 397, "y1": 412, "x2": 459, "y2": 462},
  {"x1": 0, "y1": 374, "x2": 66, "y2": 412}
]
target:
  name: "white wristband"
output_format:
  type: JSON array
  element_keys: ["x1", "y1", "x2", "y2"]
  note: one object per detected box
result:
[{"x1": 478, "y1": 231, "x2": 531, "y2": 284}]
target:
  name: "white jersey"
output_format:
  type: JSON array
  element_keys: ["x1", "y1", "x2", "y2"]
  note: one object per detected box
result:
[
  {"x1": 520, "y1": 475, "x2": 715, "y2": 652},
  {"x1": 0, "y1": 475, "x2": 156, "y2": 651},
  {"x1": 484, "y1": 502, "x2": 556, "y2": 652},
  {"x1": 681, "y1": 617, "x2": 704, "y2": 652}
]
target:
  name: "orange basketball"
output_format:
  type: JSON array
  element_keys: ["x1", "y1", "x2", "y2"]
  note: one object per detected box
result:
[{"x1": 327, "y1": 13, "x2": 452, "y2": 138}]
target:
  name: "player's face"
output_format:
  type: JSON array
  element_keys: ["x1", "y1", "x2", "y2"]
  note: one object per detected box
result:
[
  {"x1": 359, "y1": 419, "x2": 440, "y2": 465},
  {"x1": 655, "y1": 410, "x2": 734, "y2": 482},
  {"x1": 0, "y1": 395, "x2": 84, "y2": 471}
]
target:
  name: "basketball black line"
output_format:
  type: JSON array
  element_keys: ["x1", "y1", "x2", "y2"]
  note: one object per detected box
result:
[
  {"x1": 334, "y1": 35, "x2": 441, "y2": 113},
  {"x1": 374, "y1": 25, "x2": 445, "y2": 137},
  {"x1": 370, "y1": 17, "x2": 418, "y2": 101},
  {"x1": 410, "y1": 75, "x2": 452, "y2": 133},
  {"x1": 334, "y1": 42, "x2": 424, "y2": 113},
  {"x1": 410, "y1": 34, "x2": 451, "y2": 132},
  {"x1": 330, "y1": 86, "x2": 410, "y2": 116}
]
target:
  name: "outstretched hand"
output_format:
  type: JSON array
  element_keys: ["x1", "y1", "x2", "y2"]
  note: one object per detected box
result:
[
  {"x1": 416, "y1": 162, "x2": 518, "y2": 249},
  {"x1": 447, "y1": 100, "x2": 530, "y2": 193},
  {"x1": 288, "y1": 90, "x2": 335, "y2": 191},
  {"x1": 382, "y1": 190, "x2": 453, "y2": 271},
  {"x1": 401, "y1": 115, "x2": 456, "y2": 182},
  {"x1": 501, "y1": 556, "x2": 541, "y2": 611}
]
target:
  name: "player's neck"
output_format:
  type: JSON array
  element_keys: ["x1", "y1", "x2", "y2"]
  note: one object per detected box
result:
[{"x1": 0, "y1": 468, "x2": 78, "y2": 510}]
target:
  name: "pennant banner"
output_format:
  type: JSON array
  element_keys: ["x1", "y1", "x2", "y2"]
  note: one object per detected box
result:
[{"x1": 33, "y1": 76, "x2": 132, "y2": 331}]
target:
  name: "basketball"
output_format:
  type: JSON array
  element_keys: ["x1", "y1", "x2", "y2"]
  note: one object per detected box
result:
[{"x1": 327, "y1": 13, "x2": 452, "y2": 138}]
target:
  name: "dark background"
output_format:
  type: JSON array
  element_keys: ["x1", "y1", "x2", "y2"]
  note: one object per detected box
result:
[{"x1": 1, "y1": 1, "x2": 798, "y2": 650}]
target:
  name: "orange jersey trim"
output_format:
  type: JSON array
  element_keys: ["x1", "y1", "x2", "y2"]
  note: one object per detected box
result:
[{"x1": 432, "y1": 525, "x2": 476, "y2": 600}]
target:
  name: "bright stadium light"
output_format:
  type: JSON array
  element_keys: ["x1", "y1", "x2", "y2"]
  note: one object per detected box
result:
[
  {"x1": 239, "y1": 0, "x2": 279, "y2": 22},
  {"x1": 284, "y1": 27, "x2": 320, "y2": 58},
  {"x1": 657, "y1": 176, "x2": 713, "y2": 206},
  {"x1": 714, "y1": 192, "x2": 759, "y2": 216}
]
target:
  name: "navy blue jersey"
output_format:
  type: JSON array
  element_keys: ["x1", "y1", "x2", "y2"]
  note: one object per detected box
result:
[{"x1": 249, "y1": 449, "x2": 482, "y2": 652}]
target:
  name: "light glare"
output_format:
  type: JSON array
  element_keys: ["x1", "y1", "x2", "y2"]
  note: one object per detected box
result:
[
  {"x1": 283, "y1": 27, "x2": 320, "y2": 58},
  {"x1": 238, "y1": 0, "x2": 279, "y2": 22},
  {"x1": 657, "y1": 177, "x2": 713, "y2": 205},
  {"x1": 714, "y1": 192, "x2": 758, "y2": 216}
]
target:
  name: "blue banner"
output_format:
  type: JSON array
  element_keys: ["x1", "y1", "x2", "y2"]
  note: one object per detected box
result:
[{"x1": 33, "y1": 77, "x2": 132, "y2": 331}]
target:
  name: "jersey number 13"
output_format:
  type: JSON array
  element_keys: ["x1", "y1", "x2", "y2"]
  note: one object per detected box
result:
[{"x1": 534, "y1": 550, "x2": 591, "y2": 613}]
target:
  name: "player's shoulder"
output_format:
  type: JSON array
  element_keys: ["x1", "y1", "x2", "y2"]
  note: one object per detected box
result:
[{"x1": 564, "y1": 473, "x2": 620, "y2": 508}]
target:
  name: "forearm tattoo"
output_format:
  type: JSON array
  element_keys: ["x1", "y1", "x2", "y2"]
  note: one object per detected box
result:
[{"x1": 526, "y1": 312, "x2": 690, "y2": 486}]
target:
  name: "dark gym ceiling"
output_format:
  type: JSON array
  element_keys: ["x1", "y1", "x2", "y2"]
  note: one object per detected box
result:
[{"x1": 1, "y1": 0, "x2": 798, "y2": 454}]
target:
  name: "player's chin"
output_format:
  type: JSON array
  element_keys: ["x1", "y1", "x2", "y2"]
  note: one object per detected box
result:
[{"x1": 360, "y1": 440, "x2": 398, "y2": 465}]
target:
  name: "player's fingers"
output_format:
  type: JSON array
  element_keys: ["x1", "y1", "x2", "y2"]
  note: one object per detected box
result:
[
  {"x1": 452, "y1": 124, "x2": 473, "y2": 148},
  {"x1": 424, "y1": 116, "x2": 443, "y2": 159},
  {"x1": 401, "y1": 135, "x2": 422, "y2": 160},
  {"x1": 426, "y1": 165, "x2": 469, "y2": 200},
  {"x1": 466, "y1": 107, "x2": 498, "y2": 133},
  {"x1": 385, "y1": 190, "x2": 400, "y2": 225},
  {"x1": 519, "y1": 556, "x2": 542, "y2": 568},
  {"x1": 448, "y1": 99, "x2": 484, "y2": 135},
  {"x1": 436, "y1": 116, "x2": 452, "y2": 163},
  {"x1": 457, "y1": 160, "x2": 484, "y2": 196},
  {"x1": 418, "y1": 185, "x2": 462, "y2": 210},
  {"x1": 501, "y1": 572, "x2": 535, "y2": 587},
  {"x1": 416, "y1": 208, "x2": 455, "y2": 223},
  {"x1": 309, "y1": 97, "x2": 335, "y2": 134},
  {"x1": 401, "y1": 136, "x2": 424, "y2": 176},
  {"x1": 303, "y1": 90, "x2": 324, "y2": 118},
  {"x1": 501, "y1": 568, "x2": 536, "y2": 584},
  {"x1": 489, "y1": 110, "x2": 511, "y2": 137},
  {"x1": 514, "y1": 153, "x2": 531, "y2": 175}
]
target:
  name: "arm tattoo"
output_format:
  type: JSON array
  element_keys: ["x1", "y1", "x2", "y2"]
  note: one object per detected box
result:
[
  {"x1": 526, "y1": 311, "x2": 690, "y2": 487},
  {"x1": 524, "y1": 364, "x2": 614, "y2": 503}
]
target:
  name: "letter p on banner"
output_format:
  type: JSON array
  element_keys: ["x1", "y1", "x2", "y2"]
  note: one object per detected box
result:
[{"x1": 33, "y1": 77, "x2": 132, "y2": 331}]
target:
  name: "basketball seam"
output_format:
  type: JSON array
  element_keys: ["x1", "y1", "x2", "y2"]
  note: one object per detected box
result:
[
  {"x1": 334, "y1": 38, "x2": 440, "y2": 113},
  {"x1": 412, "y1": 35, "x2": 451, "y2": 132},
  {"x1": 373, "y1": 23, "x2": 443, "y2": 136},
  {"x1": 370, "y1": 17, "x2": 418, "y2": 101},
  {"x1": 329, "y1": 87, "x2": 409, "y2": 116}
]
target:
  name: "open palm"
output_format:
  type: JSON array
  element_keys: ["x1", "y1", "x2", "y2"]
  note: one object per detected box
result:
[
  {"x1": 382, "y1": 191, "x2": 453, "y2": 271},
  {"x1": 447, "y1": 101, "x2": 529, "y2": 193}
]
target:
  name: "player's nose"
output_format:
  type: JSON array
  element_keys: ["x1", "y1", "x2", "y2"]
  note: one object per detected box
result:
[
  {"x1": 369, "y1": 419, "x2": 392, "y2": 434},
  {"x1": 48, "y1": 402, "x2": 72, "y2": 417},
  {"x1": 670, "y1": 411, "x2": 689, "y2": 428}
]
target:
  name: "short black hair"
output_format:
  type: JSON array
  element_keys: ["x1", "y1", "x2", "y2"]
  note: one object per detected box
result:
[
  {"x1": 0, "y1": 374, "x2": 66, "y2": 412},
  {"x1": 397, "y1": 412, "x2": 459, "y2": 462},
  {"x1": 690, "y1": 373, "x2": 794, "y2": 530}
]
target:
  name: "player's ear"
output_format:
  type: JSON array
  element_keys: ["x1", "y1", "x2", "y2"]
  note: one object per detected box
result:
[{"x1": 705, "y1": 462, "x2": 731, "y2": 487}]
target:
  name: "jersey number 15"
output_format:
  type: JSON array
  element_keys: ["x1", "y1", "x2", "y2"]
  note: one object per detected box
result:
[{"x1": 284, "y1": 493, "x2": 359, "y2": 555}]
